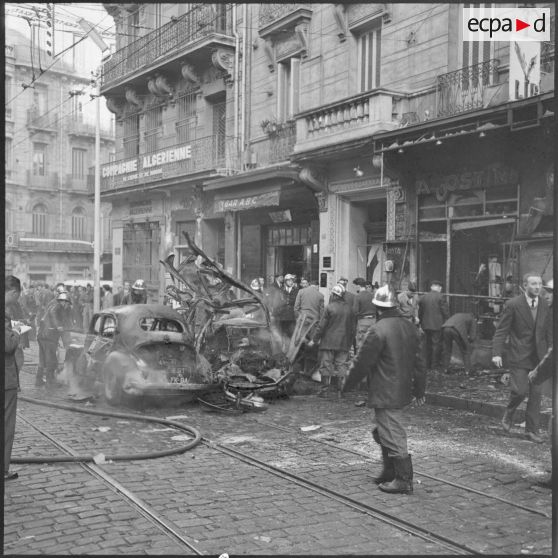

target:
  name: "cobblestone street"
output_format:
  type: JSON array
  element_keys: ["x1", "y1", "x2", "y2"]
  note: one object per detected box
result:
[{"x1": 3, "y1": 343, "x2": 552, "y2": 555}]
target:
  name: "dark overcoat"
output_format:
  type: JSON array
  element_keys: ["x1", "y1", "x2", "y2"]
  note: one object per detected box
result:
[
  {"x1": 492, "y1": 294, "x2": 552, "y2": 369},
  {"x1": 343, "y1": 308, "x2": 426, "y2": 408},
  {"x1": 314, "y1": 298, "x2": 355, "y2": 351},
  {"x1": 5, "y1": 314, "x2": 21, "y2": 390},
  {"x1": 418, "y1": 291, "x2": 449, "y2": 330}
]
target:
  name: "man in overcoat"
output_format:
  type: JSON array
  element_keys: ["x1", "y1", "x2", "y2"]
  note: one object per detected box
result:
[
  {"x1": 492, "y1": 272, "x2": 552, "y2": 443},
  {"x1": 342, "y1": 284, "x2": 426, "y2": 494},
  {"x1": 418, "y1": 280, "x2": 449, "y2": 370},
  {"x1": 310, "y1": 284, "x2": 355, "y2": 395},
  {"x1": 5, "y1": 275, "x2": 22, "y2": 480}
]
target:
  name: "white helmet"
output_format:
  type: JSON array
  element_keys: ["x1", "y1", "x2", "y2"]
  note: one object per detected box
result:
[
  {"x1": 545, "y1": 279, "x2": 553, "y2": 291},
  {"x1": 331, "y1": 285, "x2": 344, "y2": 298},
  {"x1": 372, "y1": 285, "x2": 397, "y2": 308}
]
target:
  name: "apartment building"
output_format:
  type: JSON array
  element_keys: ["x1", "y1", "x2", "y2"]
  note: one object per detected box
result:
[
  {"x1": 99, "y1": 3, "x2": 554, "y2": 304},
  {"x1": 5, "y1": 25, "x2": 115, "y2": 286}
]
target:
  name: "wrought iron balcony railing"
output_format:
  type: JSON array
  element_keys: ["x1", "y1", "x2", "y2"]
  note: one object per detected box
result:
[
  {"x1": 68, "y1": 117, "x2": 114, "y2": 138},
  {"x1": 26, "y1": 108, "x2": 58, "y2": 131},
  {"x1": 102, "y1": 4, "x2": 232, "y2": 87},
  {"x1": 26, "y1": 170, "x2": 59, "y2": 189},
  {"x1": 436, "y1": 59, "x2": 500, "y2": 118},
  {"x1": 258, "y1": 3, "x2": 312, "y2": 30},
  {"x1": 249, "y1": 121, "x2": 296, "y2": 166},
  {"x1": 541, "y1": 14, "x2": 555, "y2": 74},
  {"x1": 100, "y1": 135, "x2": 239, "y2": 192}
]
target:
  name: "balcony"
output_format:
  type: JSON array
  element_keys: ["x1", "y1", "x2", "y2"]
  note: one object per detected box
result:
[
  {"x1": 248, "y1": 121, "x2": 296, "y2": 167},
  {"x1": 68, "y1": 117, "x2": 114, "y2": 139},
  {"x1": 26, "y1": 108, "x2": 58, "y2": 133},
  {"x1": 101, "y1": 4, "x2": 234, "y2": 92},
  {"x1": 100, "y1": 136, "x2": 239, "y2": 193},
  {"x1": 65, "y1": 174, "x2": 90, "y2": 190},
  {"x1": 436, "y1": 59, "x2": 502, "y2": 118},
  {"x1": 294, "y1": 90, "x2": 397, "y2": 155},
  {"x1": 258, "y1": 4, "x2": 313, "y2": 38},
  {"x1": 26, "y1": 170, "x2": 59, "y2": 190},
  {"x1": 10, "y1": 232, "x2": 94, "y2": 253}
]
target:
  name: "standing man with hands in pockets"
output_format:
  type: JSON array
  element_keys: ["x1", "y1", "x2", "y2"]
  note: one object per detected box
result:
[{"x1": 492, "y1": 273, "x2": 552, "y2": 443}]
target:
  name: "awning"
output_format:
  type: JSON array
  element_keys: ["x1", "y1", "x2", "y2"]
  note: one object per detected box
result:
[{"x1": 452, "y1": 218, "x2": 516, "y2": 231}]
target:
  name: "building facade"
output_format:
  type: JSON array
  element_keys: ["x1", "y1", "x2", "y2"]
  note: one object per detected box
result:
[
  {"x1": 99, "y1": 3, "x2": 554, "y2": 306},
  {"x1": 5, "y1": 24, "x2": 115, "y2": 286}
]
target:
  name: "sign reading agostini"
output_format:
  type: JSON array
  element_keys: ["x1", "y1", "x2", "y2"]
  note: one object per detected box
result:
[{"x1": 101, "y1": 144, "x2": 192, "y2": 182}]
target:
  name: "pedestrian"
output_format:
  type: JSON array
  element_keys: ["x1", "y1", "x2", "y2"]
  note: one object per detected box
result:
[
  {"x1": 492, "y1": 272, "x2": 552, "y2": 443},
  {"x1": 122, "y1": 279, "x2": 148, "y2": 304},
  {"x1": 80, "y1": 284, "x2": 94, "y2": 330},
  {"x1": 528, "y1": 347, "x2": 554, "y2": 487},
  {"x1": 353, "y1": 278, "x2": 376, "y2": 350},
  {"x1": 71, "y1": 287, "x2": 83, "y2": 329},
  {"x1": 101, "y1": 285, "x2": 114, "y2": 309},
  {"x1": 309, "y1": 284, "x2": 355, "y2": 396},
  {"x1": 397, "y1": 281, "x2": 419, "y2": 325},
  {"x1": 342, "y1": 284, "x2": 426, "y2": 494},
  {"x1": 281, "y1": 274, "x2": 299, "y2": 338},
  {"x1": 246, "y1": 279, "x2": 267, "y2": 323},
  {"x1": 113, "y1": 285, "x2": 124, "y2": 306},
  {"x1": 542, "y1": 279, "x2": 553, "y2": 307},
  {"x1": 299, "y1": 277, "x2": 309, "y2": 289},
  {"x1": 36, "y1": 291, "x2": 71, "y2": 387},
  {"x1": 337, "y1": 276, "x2": 355, "y2": 307},
  {"x1": 5, "y1": 275, "x2": 22, "y2": 481},
  {"x1": 418, "y1": 280, "x2": 449, "y2": 371},
  {"x1": 441, "y1": 312, "x2": 477, "y2": 374}
]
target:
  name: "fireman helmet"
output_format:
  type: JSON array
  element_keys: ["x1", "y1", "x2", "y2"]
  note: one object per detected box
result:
[
  {"x1": 372, "y1": 285, "x2": 397, "y2": 308},
  {"x1": 132, "y1": 279, "x2": 146, "y2": 291},
  {"x1": 56, "y1": 291, "x2": 71, "y2": 303},
  {"x1": 250, "y1": 279, "x2": 261, "y2": 290},
  {"x1": 331, "y1": 285, "x2": 344, "y2": 298},
  {"x1": 545, "y1": 279, "x2": 553, "y2": 291},
  {"x1": 55, "y1": 285, "x2": 67, "y2": 294}
]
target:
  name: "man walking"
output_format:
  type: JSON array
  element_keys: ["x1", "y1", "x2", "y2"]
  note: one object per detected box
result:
[
  {"x1": 492, "y1": 272, "x2": 552, "y2": 443},
  {"x1": 418, "y1": 280, "x2": 449, "y2": 370},
  {"x1": 342, "y1": 285, "x2": 426, "y2": 494},
  {"x1": 441, "y1": 312, "x2": 477, "y2": 374}
]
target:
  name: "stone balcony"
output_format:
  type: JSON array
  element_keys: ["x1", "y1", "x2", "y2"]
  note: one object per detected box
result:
[
  {"x1": 9, "y1": 232, "x2": 94, "y2": 253},
  {"x1": 293, "y1": 89, "x2": 398, "y2": 156},
  {"x1": 258, "y1": 4, "x2": 313, "y2": 38}
]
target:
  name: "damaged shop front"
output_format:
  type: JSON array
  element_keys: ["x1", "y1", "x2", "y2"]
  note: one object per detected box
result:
[
  {"x1": 374, "y1": 93, "x2": 554, "y2": 343},
  {"x1": 205, "y1": 168, "x2": 320, "y2": 285}
]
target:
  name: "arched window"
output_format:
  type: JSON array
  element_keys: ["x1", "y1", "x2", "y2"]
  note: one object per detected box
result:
[
  {"x1": 71, "y1": 207, "x2": 86, "y2": 240},
  {"x1": 32, "y1": 203, "x2": 47, "y2": 236}
]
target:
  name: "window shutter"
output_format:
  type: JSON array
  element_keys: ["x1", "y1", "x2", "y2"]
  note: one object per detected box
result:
[{"x1": 291, "y1": 58, "x2": 301, "y2": 117}]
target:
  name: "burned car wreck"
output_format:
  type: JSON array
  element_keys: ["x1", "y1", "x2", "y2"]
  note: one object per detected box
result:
[{"x1": 64, "y1": 234, "x2": 297, "y2": 410}]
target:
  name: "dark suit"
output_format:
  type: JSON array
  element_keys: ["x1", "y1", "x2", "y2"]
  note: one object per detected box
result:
[
  {"x1": 5, "y1": 314, "x2": 20, "y2": 474},
  {"x1": 442, "y1": 313, "x2": 477, "y2": 371},
  {"x1": 418, "y1": 291, "x2": 450, "y2": 369},
  {"x1": 492, "y1": 294, "x2": 552, "y2": 433}
]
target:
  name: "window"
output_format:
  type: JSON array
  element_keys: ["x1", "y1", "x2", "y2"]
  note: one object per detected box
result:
[
  {"x1": 33, "y1": 87, "x2": 48, "y2": 114},
  {"x1": 144, "y1": 105, "x2": 163, "y2": 153},
  {"x1": 5, "y1": 138, "x2": 12, "y2": 170},
  {"x1": 32, "y1": 203, "x2": 48, "y2": 236},
  {"x1": 71, "y1": 94, "x2": 83, "y2": 121},
  {"x1": 460, "y1": 4, "x2": 494, "y2": 69},
  {"x1": 71, "y1": 207, "x2": 86, "y2": 240},
  {"x1": 211, "y1": 97, "x2": 226, "y2": 166},
  {"x1": 72, "y1": 148, "x2": 86, "y2": 178},
  {"x1": 5, "y1": 76, "x2": 12, "y2": 119},
  {"x1": 123, "y1": 114, "x2": 140, "y2": 158},
  {"x1": 176, "y1": 88, "x2": 197, "y2": 143},
  {"x1": 277, "y1": 58, "x2": 300, "y2": 121},
  {"x1": 6, "y1": 203, "x2": 13, "y2": 232},
  {"x1": 139, "y1": 317, "x2": 184, "y2": 332},
  {"x1": 33, "y1": 143, "x2": 47, "y2": 176},
  {"x1": 357, "y1": 23, "x2": 381, "y2": 92}
]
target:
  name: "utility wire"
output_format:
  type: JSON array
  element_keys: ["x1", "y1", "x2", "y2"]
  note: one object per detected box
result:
[{"x1": 5, "y1": 12, "x2": 113, "y2": 107}]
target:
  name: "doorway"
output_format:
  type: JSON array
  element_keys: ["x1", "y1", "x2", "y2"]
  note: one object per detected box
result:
[{"x1": 419, "y1": 242, "x2": 446, "y2": 293}]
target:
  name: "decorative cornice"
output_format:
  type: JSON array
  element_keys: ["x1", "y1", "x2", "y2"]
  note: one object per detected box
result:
[{"x1": 333, "y1": 4, "x2": 348, "y2": 43}]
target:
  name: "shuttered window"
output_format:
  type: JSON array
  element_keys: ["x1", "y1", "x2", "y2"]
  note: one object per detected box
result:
[
  {"x1": 72, "y1": 148, "x2": 86, "y2": 178},
  {"x1": 71, "y1": 207, "x2": 86, "y2": 240},
  {"x1": 32, "y1": 203, "x2": 48, "y2": 236},
  {"x1": 357, "y1": 23, "x2": 381, "y2": 92}
]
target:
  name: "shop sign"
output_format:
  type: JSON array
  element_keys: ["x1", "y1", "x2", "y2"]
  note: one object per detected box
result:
[
  {"x1": 129, "y1": 201, "x2": 152, "y2": 216},
  {"x1": 415, "y1": 165, "x2": 519, "y2": 202},
  {"x1": 101, "y1": 144, "x2": 192, "y2": 183},
  {"x1": 214, "y1": 191, "x2": 280, "y2": 213}
]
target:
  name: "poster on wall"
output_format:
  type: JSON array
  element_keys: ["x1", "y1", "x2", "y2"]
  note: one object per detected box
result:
[{"x1": 509, "y1": 41, "x2": 540, "y2": 101}]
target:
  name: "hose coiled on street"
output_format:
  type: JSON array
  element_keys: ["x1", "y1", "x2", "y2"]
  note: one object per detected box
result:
[{"x1": 12, "y1": 395, "x2": 202, "y2": 464}]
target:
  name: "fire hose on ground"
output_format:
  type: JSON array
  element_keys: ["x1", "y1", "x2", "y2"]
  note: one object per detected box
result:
[{"x1": 12, "y1": 395, "x2": 202, "y2": 464}]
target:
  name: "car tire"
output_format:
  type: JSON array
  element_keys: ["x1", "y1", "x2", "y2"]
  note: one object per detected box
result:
[{"x1": 103, "y1": 365, "x2": 124, "y2": 406}]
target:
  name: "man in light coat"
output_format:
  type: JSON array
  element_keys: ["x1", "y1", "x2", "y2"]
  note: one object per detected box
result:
[
  {"x1": 343, "y1": 284, "x2": 426, "y2": 494},
  {"x1": 492, "y1": 272, "x2": 552, "y2": 443}
]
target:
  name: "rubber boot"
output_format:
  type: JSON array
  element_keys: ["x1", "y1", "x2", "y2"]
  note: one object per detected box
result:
[
  {"x1": 372, "y1": 428, "x2": 395, "y2": 484},
  {"x1": 379, "y1": 455, "x2": 413, "y2": 494},
  {"x1": 45, "y1": 368, "x2": 58, "y2": 388},
  {"x1": 35, "y1": 367, "x2": 45, "y2": 387}
]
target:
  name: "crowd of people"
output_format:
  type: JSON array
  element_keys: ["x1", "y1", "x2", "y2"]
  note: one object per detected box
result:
[{"x1": 5, "y1": 270, "x2": 554, "y2": 493}]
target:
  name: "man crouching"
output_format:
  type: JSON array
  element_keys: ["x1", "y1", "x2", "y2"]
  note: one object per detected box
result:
[{"x1": 342, "y1": 284, "x2": 426, "y2": 494}]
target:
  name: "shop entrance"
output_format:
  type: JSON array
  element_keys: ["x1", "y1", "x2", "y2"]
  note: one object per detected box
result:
[{"x1": 419, "y1": 242, "x2": 446, "y2": 293}]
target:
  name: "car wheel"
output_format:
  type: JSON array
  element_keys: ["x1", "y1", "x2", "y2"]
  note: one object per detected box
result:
[{"x1": 103, "y1": 366, "x2": 124, "y2": 406}]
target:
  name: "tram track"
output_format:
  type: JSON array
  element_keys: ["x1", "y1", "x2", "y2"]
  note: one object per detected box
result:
[
  {"x1": 249, "y1": 416, "x2": 550, "y2": 519},
  {"x1": 17, "y1": 412, "x2": 205, "y2": 556}
]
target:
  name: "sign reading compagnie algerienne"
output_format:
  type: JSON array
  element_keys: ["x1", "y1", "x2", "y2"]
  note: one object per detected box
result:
[{"x1": 102, "y1": 144, "x2": 192, "y2": 183}]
